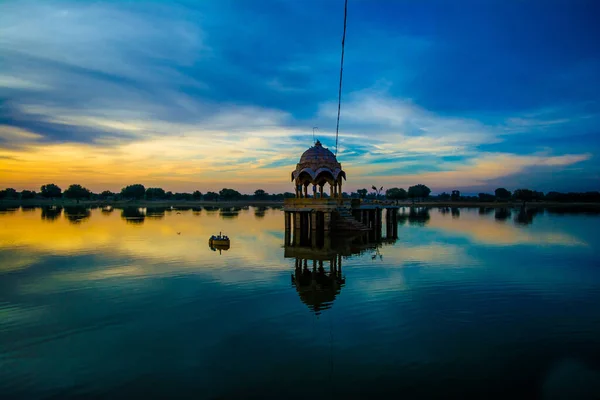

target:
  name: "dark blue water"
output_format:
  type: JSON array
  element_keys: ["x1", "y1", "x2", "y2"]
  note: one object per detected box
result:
[{"x1": 1, "y1": 206, "x2": 599, "y2": 399}]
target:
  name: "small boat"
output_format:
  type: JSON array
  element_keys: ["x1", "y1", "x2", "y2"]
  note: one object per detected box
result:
[{"x1": 209, "y1": 232, "x2": 230, "y2": 250}]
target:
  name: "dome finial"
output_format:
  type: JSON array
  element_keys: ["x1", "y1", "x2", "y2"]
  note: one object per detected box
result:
[{"x1": 315, "y1": 139, "x2": 322, "y2": 147}]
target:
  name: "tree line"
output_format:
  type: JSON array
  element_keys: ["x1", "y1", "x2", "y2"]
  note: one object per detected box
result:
[
  {"x1": 383, "y1": 186, "x2": 600, "y2": 204},
  {"x1": 0, "y1": 183, "x2": 297, "y2": 202},
  {"x1": 1, "y1": 183, "x2": 598, "y2": 204}
]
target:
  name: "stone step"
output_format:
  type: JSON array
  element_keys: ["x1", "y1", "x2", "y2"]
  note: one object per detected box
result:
[{"x1": 333, "y1": 207, "x2": 370, "y2": 231}]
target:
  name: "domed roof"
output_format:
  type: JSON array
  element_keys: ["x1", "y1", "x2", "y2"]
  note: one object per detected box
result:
[
  {"x1": 299, "y1": 140, "x2": 339, "y2": 166},
  {"x1": 291, "y1": 140, "x2": 346, "y2": 184}
]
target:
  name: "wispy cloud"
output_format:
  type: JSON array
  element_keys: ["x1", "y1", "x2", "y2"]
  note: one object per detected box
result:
[{"x1": 0, "y1": 0, "x2": 598, "y2": 192}]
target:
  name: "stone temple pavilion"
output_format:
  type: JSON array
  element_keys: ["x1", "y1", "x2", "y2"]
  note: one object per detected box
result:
[{"x1": 283, "y1": 140, "x2": 399, "y2": 237}]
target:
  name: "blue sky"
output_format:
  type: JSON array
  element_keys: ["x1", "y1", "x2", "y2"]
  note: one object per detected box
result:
[{"x1": 0, "y1": 0, "x2": 599, "y2": 193}]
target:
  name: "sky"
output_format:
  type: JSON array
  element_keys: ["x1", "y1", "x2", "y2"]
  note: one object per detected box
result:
[{"x1": 1, "y1": 0, "x2": 599, "y2": 194}]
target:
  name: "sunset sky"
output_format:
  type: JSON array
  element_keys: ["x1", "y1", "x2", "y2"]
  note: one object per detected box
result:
[{"x1": 1, "y1": 0, "x2": 599, "y2": 194}]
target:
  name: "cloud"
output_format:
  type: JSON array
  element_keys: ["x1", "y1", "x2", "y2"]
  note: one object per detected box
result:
[{"x1": 0, "y1": 0, "x2": 598, "y2": 192}]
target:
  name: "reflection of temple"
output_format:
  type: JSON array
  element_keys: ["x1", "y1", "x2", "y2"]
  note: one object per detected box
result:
[
  {"x1": 284, "y1": 140, "x2": 399, "y2": 235},
  {"x1": 286, "y1": 226, "x2": 397, "y2": 315}
]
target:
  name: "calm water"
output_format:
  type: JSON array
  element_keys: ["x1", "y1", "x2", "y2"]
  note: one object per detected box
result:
[{"x1": 1, "y1": 205, "x2": 600, "y2": 399}]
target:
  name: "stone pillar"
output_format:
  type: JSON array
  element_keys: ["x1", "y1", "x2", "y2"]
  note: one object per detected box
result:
[
  {"x1": 324, "y1": 234, "x2": 331, "y2": 250},
  {"x1": 303, "y1": 185, "x2": 308, "y2": 198},
  {"x1": 324, "y1": 212, "x2": 331, "y2": 231},
  {"x1": 311, "y1": 212, "x2": 317, "y2": 230},
  {"x1": 313, "y1": 185, "x2": 317, "y2": 198},
  {"x1": 284, "y1": 211, "x2": 291, "y2": 231},
  {"x1": 338, "y1": 254, "x2": 343, "y2": 274},
  {"x1": 294, "y1": 212, "x2": 301, "y2": 231},
  {"x1": 294, "y1": 212, "x2": 302, "y2": 245},
  {"x1": 338, "y1": 181, "x2": 343, "y2": 198},
  {"x1": 330, "y1": 184, "x2": 334, "y2": 197},
  {"x1": 319, "y1": 185, "x2": 324, "y2": 199}
]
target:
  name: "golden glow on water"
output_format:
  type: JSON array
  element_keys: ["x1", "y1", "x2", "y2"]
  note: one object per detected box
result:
[
  {"x1": 0, "y1": 207, "x2": 587, "y2": 278},
  {"x1": 0, "y1": 207, "x2": 286, "y2": 274}
]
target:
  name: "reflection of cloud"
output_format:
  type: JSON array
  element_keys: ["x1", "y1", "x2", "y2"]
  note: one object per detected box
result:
[
  {"x1": 429, "y1": 210, "x2": 586, "y2": 246},
  {"x1": 0, "y1": 253, "x2": 41, "y2": 272},
  {"x1": 0, "y1": 208, "x2": 288, "y2": 280}
]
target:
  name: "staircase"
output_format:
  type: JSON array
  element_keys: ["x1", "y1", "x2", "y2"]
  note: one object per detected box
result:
[{"x1": 333, "y1": 207, "x2": 370, "y2": 231}]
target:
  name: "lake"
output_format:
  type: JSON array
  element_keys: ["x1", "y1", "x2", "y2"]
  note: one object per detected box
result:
[{"x1": 1, "y1": 205, "x2": 600, "y2": 399}]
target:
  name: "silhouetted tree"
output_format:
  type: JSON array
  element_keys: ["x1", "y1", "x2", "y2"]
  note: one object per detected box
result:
[
  {"x1": 145, "y1": 187, "x2": 166, "y2": 200},
  {"x1": 283, "y1": 192, "x2": 296, "y2": 199},
  {"x1": 254, "y1": 189, "x2": 268, "y2": 199},
  {"x1": 193, "y1": 190, "x2": 202, "y2": 200},
  {"x1": 64, "y1": 184, "x2": 91, "y2": 201},
  {"x1": 451, "y1": 190, "x2": 461, "y2": 201},
  {"x1": 478, "y1": 193, "x2": 495, "y2": 202},
  {"x1": 494, "y1": 188, "x2": 511, "y2": 201},
  {"x1": 533, "y1": 191, "x2": 545, "y2": 202},
  {"x1": 204, "y1": 191, "x2": 219, "y2": 201},
  {"x1": 357, "y1": 189, "x2": 368, "y2": 199},
  {"x1": 386, "y1": 188, "x2": 407, "y2": 204},
  {"x1": 174, "y1": 192, "x2": 193, "y2": 200},
  {"x1": 99, "y1": 190, "x2": 115, "y2": 200},
  {"x1": 20, "y1": 190, "x2": 36, "y2": 200},
  {"x1": 219, "y1": 188, "x2": 242, "y2": 200},
  {"x1": 41, "y1": 184, "x2": 62, "y2": 199},
  {"x1": 0, "y1": 188, "x2": 18, "y2": 199},
  {"x1": 514, "y1": 189, "x2": 534, "y2": 205},
  {"x1": 408, "y1": 184, "x2": 431, "y2": 202},
  {"x1": 438, "y1": 192, "x2": 451, "y2": 201},
  {"x1": 121, "y1": 184, "x2": 145, "y2": 200}
]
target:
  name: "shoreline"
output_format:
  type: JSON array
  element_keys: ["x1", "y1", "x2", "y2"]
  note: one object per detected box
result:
[
  {"x1": 0, "y1": 199, "x2": 285, "y2": 208},
  {"x1": 2, "y1": 199, "x2": 600, "y2": 209}
]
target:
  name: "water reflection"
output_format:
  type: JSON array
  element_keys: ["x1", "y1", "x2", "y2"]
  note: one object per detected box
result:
[
  {"x1": 546, "y1": 206, "x2": 600, "y2": 216},
  {"x1": 398, "y1": 207, "x2": 431, "y2": 226},
  {"x1": 285, "y1": 229, "x2": 397, "y2": 315},
  {"x1": 219, "y1": 207, "x2": 241, "y2": 218},
  {"x1": 451, "y1": 207, "x2": 460, "y2": 219},
  {"x1": 1, "y1": 206, "x2": 599, "y2": 399},
  {"x1": 121, "y1": 207, "x2": 145, "y2": 224},
  {"x1": 146, "y1": 207, "x2": 167, "y2": 219},
  {"x1": 0, "y1": 206, "x2": 19, "y2": 214},
  {"x1": 514, "y1": 207, "x2": 540, "y2": 225},
  {"x1": 479, "y1": 207, "x2": 494, "y2": 215},
  {"x1": 63, "y1": 206, "x2": 91, "y2": 224},
  {"x1": 41, "y1": 206, "x2": 63, "y2": 221},
  {"x1": 21, "y1": 205, "x2": 37, "y2": 212},
  {"x1": 254, "y1": 206, "x2": 267, "y2": 219},
  {"x1": 101, "y1": 206, "x2": 114, "y2": 215},
  {"x1": 495, "y1": 208, "x2": 511, "y2": 221}
]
